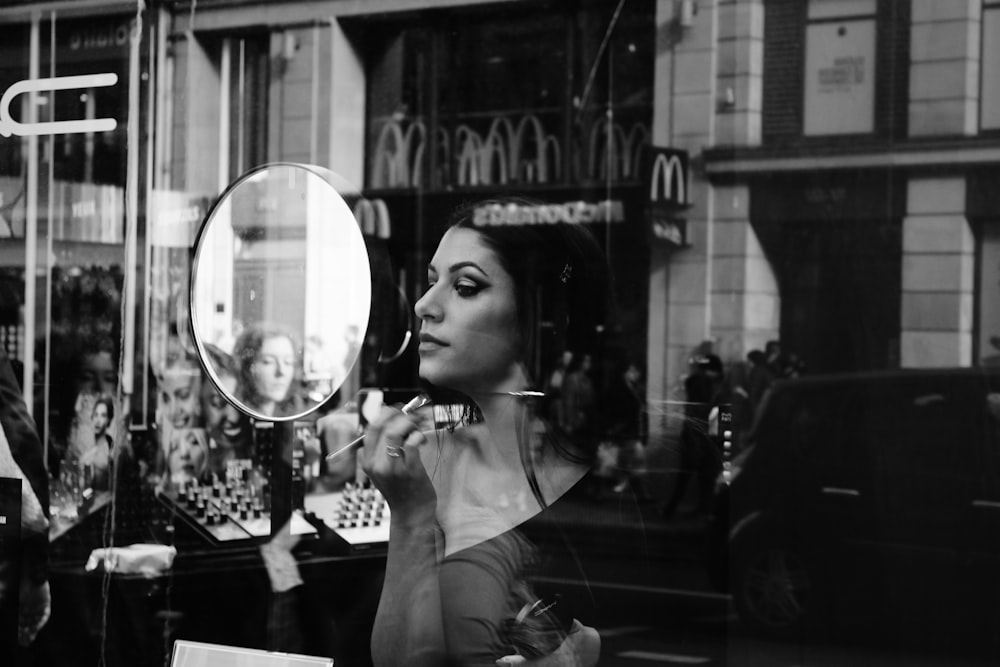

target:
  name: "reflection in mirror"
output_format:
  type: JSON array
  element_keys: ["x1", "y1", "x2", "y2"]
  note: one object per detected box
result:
[{"x1": 190, "y1": 164, "x2": 372, "y2": 421}]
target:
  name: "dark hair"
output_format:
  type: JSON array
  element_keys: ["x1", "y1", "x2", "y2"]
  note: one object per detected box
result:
[
  {"x1": 93, "y1": 396, "x2": 115, "y2": 421},
  {"x1": 421, "y1": 197, "x2": 615, "y2": 481},
  {"x1": 450, "y1": 197, "x2": 612, "y2": 380},
  {"x1": 203, "y1": 343, "x2": 238, "y2": 382},
  {"x1": 232, "y1": 324, "x2": 302, "y2": 416}
]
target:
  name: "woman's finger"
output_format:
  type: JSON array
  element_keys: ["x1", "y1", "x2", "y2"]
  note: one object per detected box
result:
[{"x1": 362, "y1": 406, "x2": 402, "y2": 460}]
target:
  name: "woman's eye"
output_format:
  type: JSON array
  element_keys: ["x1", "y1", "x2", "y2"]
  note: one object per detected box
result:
[{"x1": 455, "y1": 281, "x2": 480, "y2": 297}]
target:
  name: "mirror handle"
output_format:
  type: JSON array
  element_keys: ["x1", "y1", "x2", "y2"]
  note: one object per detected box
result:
[{"x1": 378, "y1": 329, "x2": 412, "y2": 364}]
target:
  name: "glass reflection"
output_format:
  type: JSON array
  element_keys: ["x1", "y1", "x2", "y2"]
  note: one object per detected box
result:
[{"x1": 190, "y1": 164, "x2": 372, "y2": 421}]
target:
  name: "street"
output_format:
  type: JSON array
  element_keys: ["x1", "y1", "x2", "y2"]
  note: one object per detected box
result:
[
  {"x1": 549, "y1": 501, "x2": 1000, "y2": 667},
  {"x1": 595, "y1": 592, "x2": 1000, "y2": 667}
]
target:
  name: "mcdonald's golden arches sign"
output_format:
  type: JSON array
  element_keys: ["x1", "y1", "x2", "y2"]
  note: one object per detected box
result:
[{"x1": 643, "y1": 146, "x2": 690, "y2": 247}]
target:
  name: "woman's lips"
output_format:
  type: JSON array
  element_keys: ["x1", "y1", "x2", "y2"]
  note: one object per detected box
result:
[{"x1": 418, "y1": 333, "x2": 448, "y2": 350}]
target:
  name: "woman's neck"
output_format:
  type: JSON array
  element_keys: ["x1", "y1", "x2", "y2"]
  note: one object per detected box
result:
[{"x1": 465, "y1": 402, "x2": 536, "y2": 472}]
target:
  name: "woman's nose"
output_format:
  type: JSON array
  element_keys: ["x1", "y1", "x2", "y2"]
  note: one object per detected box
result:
[{"x1": 414, "y1": 287, "x2": 442, "y2": 321}]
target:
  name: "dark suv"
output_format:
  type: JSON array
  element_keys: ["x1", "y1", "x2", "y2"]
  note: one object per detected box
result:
[{"x1": 708, "y1": 368, "x2": 1000, "y2": 646}]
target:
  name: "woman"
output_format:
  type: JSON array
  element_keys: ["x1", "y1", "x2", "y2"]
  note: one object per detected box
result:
[
  {"x1": 361, "y1": 200, "x2": 609, "y2": 666},
  {"x1": 232, "y1": 325, "x2": 304, "y2": 418},
  {"x1": 162, "y1": 427, "x2": 209, "y2": 485},
  {"x1": 157, "y1": 343, "x2": 203, "y2": 429},
  {"x1": 79, "y1": 396, "x2": 114, "y2": 491},
  {"x1": 200, "y1": 344, "x2": 252, "y2": 472}
]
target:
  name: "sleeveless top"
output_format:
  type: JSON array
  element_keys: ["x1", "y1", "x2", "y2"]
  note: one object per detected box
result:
[{"x1": 438, "y1": 473, "x2": 597, "y2": 667}]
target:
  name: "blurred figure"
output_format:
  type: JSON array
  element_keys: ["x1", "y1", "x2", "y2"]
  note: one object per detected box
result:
[
  {"x1": 0, "y1": 348, "x2": 51, "y2": 653},
  {"x1": 561, "y1": 352, "x2": 597, "y2": 444},
  {"x1": 543, "y1": 350, "x2": 573, "y2": 430},
  {"x1": 233, "y1": 325, "x2": 304, "y2": 418},
  {"x1": 764, "y1": 339, "x2": 783, "y2": 377},
  {"x1": 604, "y1": 360, "x2": 651, "y2": 501},
  {"x1": 661, "y1": 353, "x2": 726, "y2": 518}
]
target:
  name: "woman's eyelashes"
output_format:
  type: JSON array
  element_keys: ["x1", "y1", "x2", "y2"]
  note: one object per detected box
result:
[
  {"x1": 454, "y1": 279, "x2": 482, "y2": 297},
  {"x1": 423, "y1": 277, "x2": 484, "y2": 298}
]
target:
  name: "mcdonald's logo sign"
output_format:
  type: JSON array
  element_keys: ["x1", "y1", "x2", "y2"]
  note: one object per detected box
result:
[
  {"x1": 353, "y1": 198, "x2": 392, "y2": 239},
  {"x1": 644, "y1": 146, "x2": 690, "y2": 248},
  {"x1": 645, "y1": 147, "x2": 688, "y2": 207}
]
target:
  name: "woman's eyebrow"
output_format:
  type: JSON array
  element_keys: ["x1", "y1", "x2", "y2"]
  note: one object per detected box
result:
[{"x1": 447, "y1": 261, "x2": 489, "y2": 277}]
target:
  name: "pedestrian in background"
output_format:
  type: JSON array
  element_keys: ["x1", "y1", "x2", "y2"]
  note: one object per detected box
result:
[
  {"x1": 0, "y1": 348, "x2": 51, "y2": 655},
  {"x1": 661, "y1": 353, "x2": 727, "y2": 519}
]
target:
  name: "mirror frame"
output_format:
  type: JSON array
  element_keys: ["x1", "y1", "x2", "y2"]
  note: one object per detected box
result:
[{"x1": 188, "y1": 162, "x2": 372, "y2": 422}]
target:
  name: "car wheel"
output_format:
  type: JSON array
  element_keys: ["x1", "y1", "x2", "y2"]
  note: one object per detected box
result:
[{"x1": 732, "y1": 540, "x2": 817, "y2": 637}]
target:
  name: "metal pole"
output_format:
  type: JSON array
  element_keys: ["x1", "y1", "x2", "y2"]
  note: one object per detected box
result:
[{"x1": 23, "y1": 14, "x2": 40, "y2": 406}]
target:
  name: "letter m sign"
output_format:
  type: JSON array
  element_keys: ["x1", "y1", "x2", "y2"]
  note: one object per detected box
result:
[
  {"x1": 644, "y1": 146, "x2": 688, "y2": 207},
  {"x1": 643, "y1": 146, "x2": 690, "y2": 248}
]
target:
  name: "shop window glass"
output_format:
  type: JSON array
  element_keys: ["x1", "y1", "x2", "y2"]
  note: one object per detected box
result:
[
  {"x1": 363, "y1": 3, "x2": 653, "y2": 190},
  {"x1": 983, "y1": 2, "x2": 1000, "y2": 130},
  {"x1": 0, "y1": 14, "x2": 132, "y2": 552},
  {"x1": 803, "y1": 0, "x2": 877, "y2": 135}
]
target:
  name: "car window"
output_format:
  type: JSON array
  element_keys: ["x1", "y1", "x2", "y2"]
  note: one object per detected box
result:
[{"x1": 883, "y1": 384, "x2": 977, "y2": 478}]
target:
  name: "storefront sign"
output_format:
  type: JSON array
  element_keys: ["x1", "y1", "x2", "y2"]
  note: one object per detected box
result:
[
  {"x1": 646, "y1": 148, "x2": 688, "y2": 207},
  {"x1": 644, "y1": 146, "x2": 689, "y2": 247},
  {"x1": 69, "y1": 24, "x2": 130, "y2": 52},
  {"x1": 651, "y1": 219, "x2": 686, "y2": 246},
  {"x1": 0, "y1": 73, "x2": 119, "y2": 137},
  {"x1": 151, "y1": 191, "x2": 212, "y2": 248},
  {"x1": 472, "y1": 200, "x2": 624, "y2": 226},
  {"x1": 353, "y1": 198, "x2": 391, "y2": 239},
  {"x1": 54, "y1": 182, "x2": 124, "y2": 243},
  {"x1": 803, "y1": 20, "x2": 875, "y2": 136}
]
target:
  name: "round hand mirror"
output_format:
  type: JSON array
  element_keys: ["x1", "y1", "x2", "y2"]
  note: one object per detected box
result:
[{"x1": 189, "y1": 163, "x2": 372, "y2": 422}]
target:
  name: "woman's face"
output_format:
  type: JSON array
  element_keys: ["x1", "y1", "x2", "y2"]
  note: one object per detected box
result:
[
  {"x1": 201, "y1": 373, "x2": 244, "y2": 443},
  {"x1": 78, "y1": 351, "x2": 116, "y2": 396},
  {"x1": 92, "y1": 403, "x2": 110, "y2": 436},
  {"x1": 160, "y1": 366, "x2": 201, "y2": 428},
  {"x1": 250, "y1": 336, "x2": 295, "y2": 405},
  {"x1": 414, "y1": 227, "x2": 522, "y2": 394},
  {"x1": 167, "y1": 428, "x2": 208, "y2": 483}
]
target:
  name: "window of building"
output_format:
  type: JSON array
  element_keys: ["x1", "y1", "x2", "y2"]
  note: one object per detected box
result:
[
  {"x1": 361, "y1": 3, "x2": 653, "y2": 191},
  {"x1": 802, "y1": 0, "x2": 878, "y2": 136},
  {"x1": 983, "y1": 0, "x2": 1000, "y2": 130},
  {"x1": 226, "y1": 35, "x2": 270, "y2": 181}
]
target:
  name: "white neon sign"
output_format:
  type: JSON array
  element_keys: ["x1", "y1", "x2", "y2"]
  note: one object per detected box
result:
[{"x1": 0, "y1": 73, "x2": 119, "y2": 138}]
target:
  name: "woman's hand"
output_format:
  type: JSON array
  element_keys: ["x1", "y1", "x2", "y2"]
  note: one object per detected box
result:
[
  {"x1": 359, "y1": 406, "x2": 437, "y2": 526},
  {"x1": 496, "y1": 621, "x2": 600, "y2": 667}
]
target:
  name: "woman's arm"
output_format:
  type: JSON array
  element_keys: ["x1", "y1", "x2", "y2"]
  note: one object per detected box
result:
[{"x1": 362, "y1": 409, "x2": 446, "y2": 667}]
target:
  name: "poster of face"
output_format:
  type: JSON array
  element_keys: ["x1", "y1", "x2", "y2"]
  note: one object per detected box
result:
[{"x1": 49, "y1": 392, "x2": 124, "y2": 540}]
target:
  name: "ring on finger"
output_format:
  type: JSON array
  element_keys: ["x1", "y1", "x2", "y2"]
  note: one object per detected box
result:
[{"x1": 385, "y1": 445, "x2": 402, "y2": 458}]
